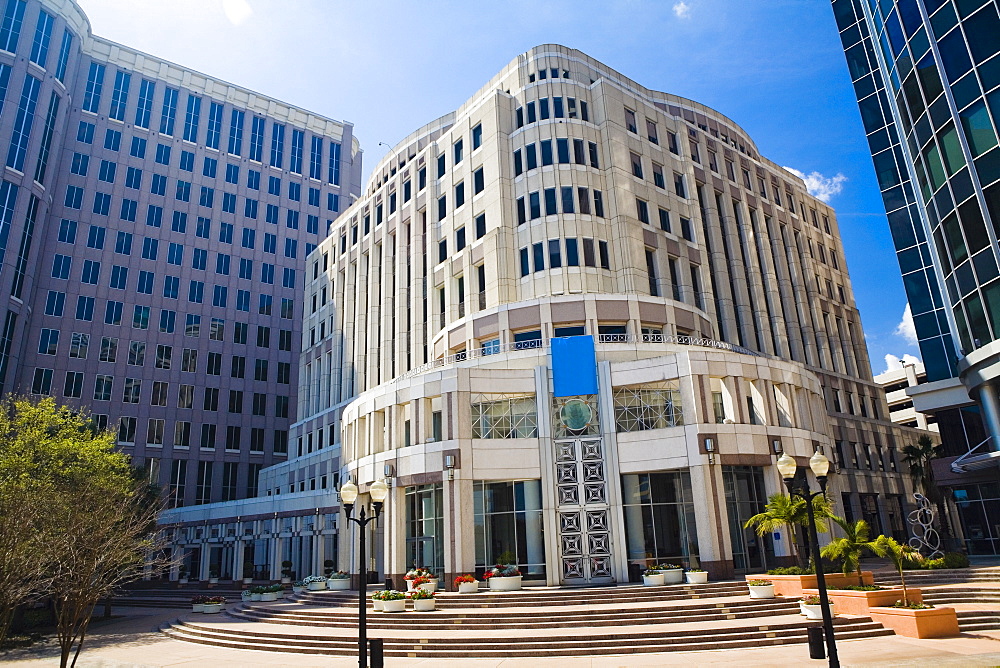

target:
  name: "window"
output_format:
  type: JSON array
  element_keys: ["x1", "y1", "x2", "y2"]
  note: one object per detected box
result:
[
  {"x1": 93, "y1": 375, "x2": 112, "y2": 401},
  {"x1": 614, "y1": 383, "x2": 683, "y2": 430},
  {"x1": 7, "y1": 74, "x2": 40, "y2": 171},
  {"x1": 624, "y1": 108, "x2": 638, "y2": 133},
  {"x1": 108, "y1": 70, "x2": 130, "y2": 121},
  {"x1": 155, "y1": 344, "x2": 172, "y2": 369},
  {"x1": 674, "y1": 173, "x2": 687, "y2": 198},
  {"x1": 135, "y1": 79, "x2": 154, "y2": 128},
  {"x1": 636, "y1": 198, "x2": 649, "y2": 224},
  {"x1": 44, "y1": 290, "x2": 64, "y2": 316},
  {"x1": 471, "y1": 394, "x2": 538, "y2": 438},
  {"x1": 228, "y1": 108, "x2": 244, "y2": 155},
  {"x1": 99, "y1": 337, "x2": 117, "y2": 362},
  {"x1": 38, "y1": 328, "x2": 58, "y2": 355},
  {"x1": 82, "y1": 62, "x2": 104, "y2": 113},
  {"x1": 630, "y1": 152, "x2": 643, "y2": 179},
  {"x1": 63, "y1": 371, "x2": 83, "y2": 398},
  {"x1": 104, "y1": 301, "x2": 122, "y2": 326}
]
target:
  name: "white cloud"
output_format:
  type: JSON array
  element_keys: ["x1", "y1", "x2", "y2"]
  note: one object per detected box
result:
[
  {"x1": 882, "y1": 353, "x2": 921, "y2": 374},
  {"x1": 221, "y1": 0, "x2": 252, "y2": 26},
  {"x1": 782, "y1": 167, "x2": 848, "y2": 203},
  {"x1": 673, "y1": 2, "x2": 691, "y2": 19},
  {"x1": 894, "y1": 303, "x2": 918, "y2": 346}
]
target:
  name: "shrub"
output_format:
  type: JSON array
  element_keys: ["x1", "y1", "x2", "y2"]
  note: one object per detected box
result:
[
  {"x1": 410, "y1": 588, "x2": 435, "y2": 600},
  {"x1": 829, "y1": 585, "x2": 882, "y2": 591},
  {"x1": 892, "y1": 600, "x2": 933, "y2": 609},
  {"x1": 381, "y1": 590, "x2": 406, "y2": 601},
  {"x1": 453, "y1": 574, "x2": 476, "y2": 587},
  {"x1": 747, "y1": 580, "x2": 772, "y2": 586}
]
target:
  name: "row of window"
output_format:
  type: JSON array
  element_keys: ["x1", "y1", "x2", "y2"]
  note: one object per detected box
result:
[
  {"x1": 519, "y1": 237, "x2": 611, "y2": 275},
  {"x1": 629, "y1": 151, "x2": 688, "y2": 198},
  {"x1": 513, "y1": 138, "x2": 599, "y2": 174},
  {"x1": 79, "y1": 64, "x2": 343, "y2": 183},
  {"x1": 31, "y1": 367, "x2": 290, "y2": 417},
  {"x1": 435, "y1": 166, "x2": 486, "y2": 220},
  {"x1": 635, "y1": 198, "x2": 695, "y2": 241},
  {"x1": 167, "y1": 460, "x2": 266, "y2": 507},
  {"x1": 436, "y1": 214, "x2": 488, "y2": 263},
  {"x1": 41, "y1": 293, "x2": 293, "y2": 346},
  {"x1": 0, "y1": 1, "x2": 73, "y2": 82},
  {"x1": 69, "y1": 145, "x2": 337, "y2": 212},
  {"x1": 516, "y1": 186, "x2": 605, "y2": 223},
  {"x1": 515, "y1": 95, "x2": 590, "y2": 129}
]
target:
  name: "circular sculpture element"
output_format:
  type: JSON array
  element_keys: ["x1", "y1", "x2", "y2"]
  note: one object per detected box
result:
[
  {"x1": 907, "y1": 493, "x2": 944, "y2": 559},
  {"x1": 560, "y1": 399, "x2": 594, "y2": 432}
]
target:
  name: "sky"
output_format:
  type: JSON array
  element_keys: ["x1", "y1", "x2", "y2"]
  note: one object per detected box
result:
[{"x1": 73, "y1": 0, "x2": 922, "y2": 377}]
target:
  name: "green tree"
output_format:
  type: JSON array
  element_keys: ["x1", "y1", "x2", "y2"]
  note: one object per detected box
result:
[
  {"x1": 744, "y1": 493, "x2": 831, "y2": 569},
  {"x1": 0, "y1": 397, "x2": 167, "y2": 666},
  {"x1": 901, "y1": 435, "x2": 942, "y2": 503},
  {"x1": 821, "y1": 517, "x2": 878, "y2": 585},
  {"x1": 871, "y1": 535, "x2": 924, "y2": 605}
]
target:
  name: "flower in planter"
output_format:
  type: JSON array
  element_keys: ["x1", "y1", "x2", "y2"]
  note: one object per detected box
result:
[
  {"x1": 643, "y1": 568, "x2": 662, "y2": 576},
  {"x1": 241, "y1": 590, "x2": 252, "y2": 600},
  {"x1": 205, "y1": 596, "x2": 226, "y2": 605},
  {"x1": 411, "y1": 576, "x2": 432, "y2": 586},
  {"x1": 381, "y1": 590, "x2": 406, "y2": 601},
  {"x1": 686, "y1": 568, "x2": 705, "y2": 573},
  {"x1": 405, "y1": 568, "x2": 432, "y2": 580},
  {"x1": 371, "y1": 590, "x2": 385, "y2": 601},
  {"x1": 327, "y1": 570, "x2": 350, "y2": 579},
  {"x1": 302, "y1": 575, "x2": 327, "y2": 584},
  {"x1": 410, "y1": 588, "x2": 436, "y2": 600},
  {"x1": 801, "y1": 595, "x2": 827, "y2": 605},
  {"x1": 487, "y1": 564, "x2": 521, "y2": 578},
  {"x1": 190, "y1": 595, "x2": 209, "y2": 604},
  {"x1": 453, "y1": 574, "x2": 476, "y2": 587},
  {"x1": 747, "y1": 580, "x2": 772, "y2": 586}
]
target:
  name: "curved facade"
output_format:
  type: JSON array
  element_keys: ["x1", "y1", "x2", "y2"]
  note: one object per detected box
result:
[
  {"x1": 0, "y1": 0, "x2": 362, "y2": 516},
  {"x1": 257, "y1": 45, "x2": 918, "y2": 584}
]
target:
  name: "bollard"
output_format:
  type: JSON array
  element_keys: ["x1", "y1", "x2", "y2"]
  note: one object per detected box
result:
[
  {"x1": 369, "y1": 638, "x2": 384, "y2": 668},
  {"x1": 384, "y1": 576, "x2": 395, "y2": 591},
  {"x1": 807, "y1": 626, "x2": 825, "y2": 659}
]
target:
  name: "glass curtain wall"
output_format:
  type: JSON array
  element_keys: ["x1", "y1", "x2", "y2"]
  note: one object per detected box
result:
[
  {"x1": 953, "y1": 481, "x2": 1000, "y2": 554},
  {"x1": 473, "y1": 479, "x2": 546, "y2": 579},
  {"x1": 621, "y1": 471, "x2": 699, "y2": 571},
  {"x1": 723, "y1": 465, "x2": 774, "y2": 573},
  {"x1": 405, "y1": 484, "x2": 444, "y2": 574}
]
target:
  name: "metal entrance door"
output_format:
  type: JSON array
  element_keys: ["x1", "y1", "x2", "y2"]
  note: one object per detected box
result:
[{"x1": 555, "y1": 437, "x2": 613, "y2": 583}]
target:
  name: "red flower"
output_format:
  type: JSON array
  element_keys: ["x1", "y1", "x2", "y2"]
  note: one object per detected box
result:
[{"x1": 482, "y1": 571, "x2": 492, "y2": 579}]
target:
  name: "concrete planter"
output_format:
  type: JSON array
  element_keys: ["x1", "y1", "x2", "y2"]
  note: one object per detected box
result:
[
  {"x1": 381, "y1": 598, "x2": 406, "y2": 612},
  {"x1": 250, "y1": 593, "x2": 261, "y2": 601},
  {"x1": 642, "y1": 573, "x2": 665, "y2": 586},
  {"x1": 202, "y1": 603, "x2": 223, "y2": 614},
  {"x1": 746, "y1": 572, "x2": 874, "y2": 598},
  {"x1": 868, "y1": 605, "x2": 959, "y2": 638},
  {"x1": 191, "y1": 603, "x2": 205, "y2": 613},
  {"x1": 413, "y1": 598, "x2": 436, "y2": 611},
  {"x1": 685, "y1": 571, "x2": 708, "y2": 584},
  {"x1": 661, "y1": 568, "x2": 684, "y2": 584},
  {"x1": 803, "y1": 587, "x2": 921, "y2": 616},
  {"x1": 260, "y1": 592, "x2": 278, "y2": 602},
  {"x1": 488, "y1": 576, "x2": 522, "y2": 591},
  {"x1": 458, "y1": 581, "x2": 479, "y2": 594},
  {"x1": 242, "y1": 578, "x2": 252, "y2": 585},
  {"x1": 307, "y1": 581, "x2": 327, "y2": 591},
  {"x1": 372, "y1": 598, "x2": 384, "y2": 611},
  {"x1": 748, "y1": 584, "x2": 775, "y2": 599},
  {"x1": 801, "y1": 601, "x2": 834, "y2": 620},
  {"x1": 326, "y1": 578, "x2": 351, "y2": 590}
]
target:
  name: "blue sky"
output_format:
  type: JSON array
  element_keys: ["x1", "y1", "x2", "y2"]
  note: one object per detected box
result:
[{"x1": 75, "y1": 0, "x2": 920, "y2": 376}]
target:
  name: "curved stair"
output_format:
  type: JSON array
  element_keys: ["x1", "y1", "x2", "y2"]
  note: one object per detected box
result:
[{"x1": 161, "y1": 582, "x2": 894, "y2": 658}]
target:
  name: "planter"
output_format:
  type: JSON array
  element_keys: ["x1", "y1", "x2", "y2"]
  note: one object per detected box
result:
[
  {"x1": 868, "y1": 605, "x2": 959, "y2": 638},
  {"x1": 413, "y1": 598, "x2": 436, "y2": 611},
  {"x1": 405, "y1": 580, "x2": 416, "y2": 591},
  {"x1": 429, "y1": 578, "x2": 439, "y2": 592},
  {"x1": 458, "y1": 581, "x2": 479, "y2": 594},
  {"x1": 418, "y1": 582, "x2": 436, "y2": 593},
  {"x1": 488, "y1": 575, "x2": 522, "y2": 591},
  {"x1": 748, "y1": 584, "x2": 775, "y2": 599},
  {"x1": 661, "y1": 568, "x2": 684, "y2": 584},
  {"x1": 307, "y1": 581, "x2": 327, "y2": 591},
  {"x1": 260, "y1": 592, "x2": 278, "y2": 602},
  {"x1": 642, "y1": 573, "x2": 665, "y2": 587},
  {"x1": 202, "y1": 603, "x2": 223, "y2": 614},
  {"x1": 373, "y1": 598, "x2": 384, "y2": 611},
  {"x1": 746, "y1": 571, "x2": 874, "y2": 599},
  {"x1": 242, "y1": 578, "x2": 253, "y2": 585},
  {"x1": 250, "y1": 593, "x2": 262, "y2": 602},
  {"x1": 208, "y1": 577, "x2": 219, "y2": 585},
  {"x1": 803, "y1": 588, "x2": 922, "y2": 616},
  {"x1": 191, "y1": 603, "x2": 205, "y2": 613},
  {"x1": 685, "y1": 571, "x2": 708, "y2": 584},
  {"x1": 281, "y1": 577, "x2": 291, "y2": 584},
  {"x1": 381, "y1": 599, "x2": 406, "y2": 612},
  {"x1": 292, "y1": 586, "x2": 304, "y2": 594},
  {"x1": 802, "y1": 601, "x2": 835, "y2": 620},
  {"x1": 327, "y1": 578, "x2": 351, "y2": 590}
]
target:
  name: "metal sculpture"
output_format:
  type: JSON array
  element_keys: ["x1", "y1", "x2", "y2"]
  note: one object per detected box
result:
[{"x1": 907, "y1": 493, "x2": 943, "y2": 559}]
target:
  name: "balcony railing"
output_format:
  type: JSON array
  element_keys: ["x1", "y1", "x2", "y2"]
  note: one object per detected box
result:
[{"x1": 392, "y1": 333, "x2": 763, "y2": 383}]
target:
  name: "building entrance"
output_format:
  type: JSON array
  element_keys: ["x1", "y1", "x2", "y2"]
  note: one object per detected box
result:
[{"x1": 554, "y1": 437, "x2": 614, "y2": 583}]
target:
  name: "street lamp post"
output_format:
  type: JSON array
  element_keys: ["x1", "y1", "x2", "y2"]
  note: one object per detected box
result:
[
  {"x1": 341, "y1": 479, "x2": 388, "y2": 668},
  {"x1": 776, "y1": 451, "x2": 839, "y2": 668}
]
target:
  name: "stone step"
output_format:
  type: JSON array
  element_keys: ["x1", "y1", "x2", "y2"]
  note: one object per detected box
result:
[
  {"x1": 231, "y1": 600, "x2": 802, "y2": 630},
  {"x1": 163, "y1": 617, "x2": 891, "y2": 658},
  {"x1": 294, "y1": 582, "x2": 751, "y2": 608},
  {"x1": 957, "y1": 610, "x2": 1000, "y2": 632}
]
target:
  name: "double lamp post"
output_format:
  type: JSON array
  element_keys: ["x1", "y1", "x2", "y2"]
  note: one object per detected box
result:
[
  {"x1": 775, "y1": 450, "x2": 839, "y2": 668},
  {"x1": 339, "y1": 479, "x2": 388, "y2": 668}
]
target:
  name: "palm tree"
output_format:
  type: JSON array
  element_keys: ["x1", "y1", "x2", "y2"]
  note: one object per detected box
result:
[
  {"x1": 901, "y1": 435, "x2": 942, "y2": 503},
  {"x1": 821, "y1": 517, "x2": 878, "y2": 585},
  {"x1": 871, "y1": 535, "x2": 923, "y2": 604},
  {"x1": 901, "y1": 434, "x2": 951, "y2": 542},
  {"x1": 744, "y1": 494, "x2": 831, "y2": 569}
]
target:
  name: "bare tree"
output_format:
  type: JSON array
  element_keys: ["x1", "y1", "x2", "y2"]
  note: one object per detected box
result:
[
  {"x1": 48, "y1": 479, "x2": 169, "y2": 668},
  {"x1": 0, "y1": 484, "x2": 52, "y2": 647}
]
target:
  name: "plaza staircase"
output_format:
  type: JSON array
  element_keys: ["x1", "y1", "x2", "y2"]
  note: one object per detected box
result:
[{"x1": 161, "y1": 581, "x2": 893, "y2": 659}]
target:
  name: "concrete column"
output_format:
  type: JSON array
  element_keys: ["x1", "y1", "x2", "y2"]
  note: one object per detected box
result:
[
  {"x1": 199, "y1": 542, "x2": 211, "y2": 581},
  {"x1": 534, "y1": 365, "x2": 560, "y2": 586},
  {"x1": 977, "y1": 381, "x2": 1000, "y2": 452},
  {"x1": 233, "y1": 541, "x2": 245, "y2": 581},
  {"x1": 598, "y1": 360, "x2": 630, "y2": 584}
]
